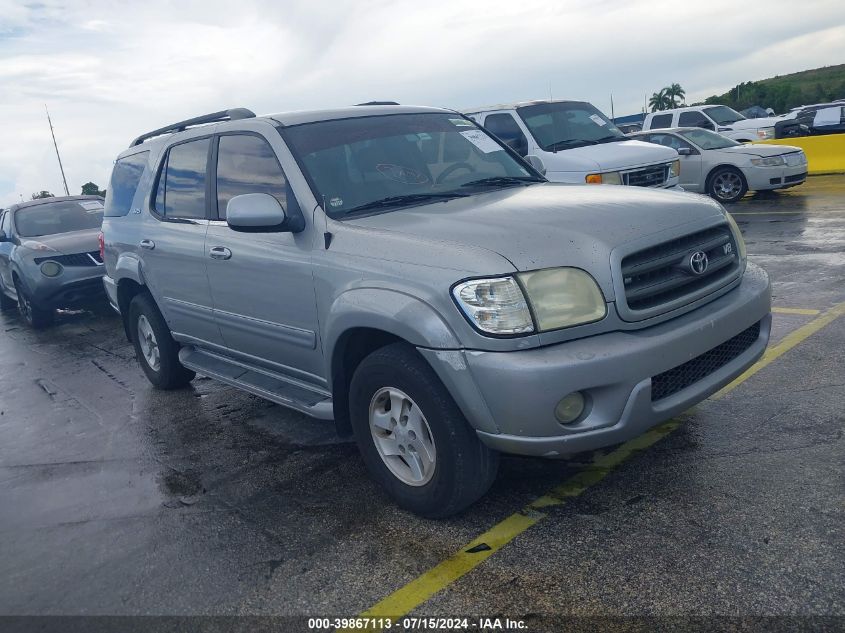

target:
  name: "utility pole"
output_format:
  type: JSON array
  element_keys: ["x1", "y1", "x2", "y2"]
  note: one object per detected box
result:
[
  {"x1": 610, "y1": 93, "x2": 615, "y2": 121},
  {"x1": 45, "y1": 105, "x2": 70, "y2": 196}
]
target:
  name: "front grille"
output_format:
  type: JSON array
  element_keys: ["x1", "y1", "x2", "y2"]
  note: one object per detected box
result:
[
  {"x1": 621, "y1": 226, "x2": 739, "y2": 313},
  {"x1": 651, "y1": 321, "x2": 761, "y2": 401},
  {"x1": 34, "y1": 251, "x2": 102, "y2": 267},
  {"x1": 785, "y1": 172, "x2": 807, "y2": 183},
  {"x1": 623, "y1": 164, "x2": 668, "y2": 187}
]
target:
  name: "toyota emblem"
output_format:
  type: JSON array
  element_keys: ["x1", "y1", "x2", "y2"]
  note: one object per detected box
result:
[{"x1": 689, "y1": 251, "x2": 709, "y2": 275}]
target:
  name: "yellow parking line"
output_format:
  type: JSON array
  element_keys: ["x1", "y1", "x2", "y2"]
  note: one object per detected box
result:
[
  {"x1": 358, "y1": 301, "x2": 845, "y2": 622},
  {"x1": 772, "y1": 307, "x2": 821, "y2": 315}
]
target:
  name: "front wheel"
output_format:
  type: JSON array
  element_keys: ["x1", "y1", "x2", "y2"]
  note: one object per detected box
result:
[
  {"x1": 349, "y1": 342, "x2": 499, "y2": 518},
  {"x1": 14, "y1": 278, "x2": 54, "y2": 328},
  {"x1": 708, "y1": 167, "x2": 748, "y2": 204},
  {"x1": 129, "y1": 293, "x2": 195, "y2": 389}
]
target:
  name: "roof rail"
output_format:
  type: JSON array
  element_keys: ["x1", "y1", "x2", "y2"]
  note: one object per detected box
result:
[
  {"x1": 355, "y1": 101, "x2": 400, "y2": 106},
  {"x1": 130, "y1": 108, "x2": 256, "y2": 146}
]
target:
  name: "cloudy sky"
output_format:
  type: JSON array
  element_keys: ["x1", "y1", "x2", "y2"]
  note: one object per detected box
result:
[{"x1": 1, "y1": 0, "x2": 843, "y2": 206}]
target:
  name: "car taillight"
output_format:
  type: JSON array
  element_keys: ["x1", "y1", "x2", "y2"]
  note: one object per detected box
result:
[{"x1": 98, "y1": 231, "x2": 105, "y2": 261}]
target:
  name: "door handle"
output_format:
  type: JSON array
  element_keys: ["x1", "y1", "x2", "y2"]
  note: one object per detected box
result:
[
  {"x1": 139, "y1": 239, "x2": 155, "y2": 250},
  {"x1": 209, "y1": 246, "x2": 232, "y2": 260}
]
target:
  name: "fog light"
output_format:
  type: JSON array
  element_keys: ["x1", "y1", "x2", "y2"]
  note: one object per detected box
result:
[
  {"x1": 555, "y1": 392, "x2": 586, "y2": 424},
  {"x1": 40, "y1": 261, "x2": 63, "y2": 277}
]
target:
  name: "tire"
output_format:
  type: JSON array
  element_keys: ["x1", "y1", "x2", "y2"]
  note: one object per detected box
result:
[
  {"x1": 128, "y1": 292, "x2": 195, "y2": 389},
  {"x1": 13, "y1": 278, "x2": 54, "y2": 328},
  {"x1": 349, "y1": 342, "x2": 499, "y2": 518},
  {"x1": 0, "y1": 282, "x2": 16, "y2": 311},
  {"x1": 708, "y1": 167, "x2": 748, "y2": 204}
]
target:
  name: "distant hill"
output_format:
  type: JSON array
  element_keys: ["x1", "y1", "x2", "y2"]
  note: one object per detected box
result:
[{"x1": 700, "y1": 64, "x2": 845, "y2": 114}]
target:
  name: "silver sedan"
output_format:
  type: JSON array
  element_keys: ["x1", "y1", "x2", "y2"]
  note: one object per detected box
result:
[{"x1": 631, "y1": 127, "x2": 807, "y2": 203}]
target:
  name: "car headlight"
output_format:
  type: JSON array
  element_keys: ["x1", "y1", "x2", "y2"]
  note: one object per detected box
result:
[
  {"x1": 668, "y1": 159, "x2": 680, "y2": 178},
  {"x1": 750, "y1": 155, "x2": 785, "y2": 167},
  {"x1": 452, "y1": 277, "x2": 534, "y2": 335},
  {"x1": 756, "y1": 127, "x2": 775, "y2": 139},
  {"x1": 453, "y1": 268, "x2": 606, "y2": 335},
  {"x1": 40, "y1": 261, "x2": 63, "y2": 277},
  {"x1": 585, "y1": 171, "x2": 622, "y2": 185},
  {"x1": 21, "y1": 240, "x2": 57, "y2": 252}
]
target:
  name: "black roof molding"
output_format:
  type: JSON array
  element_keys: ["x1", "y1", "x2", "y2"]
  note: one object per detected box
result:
[
  {"x1": 354, "y1": 101, "x2": 400, "y2": 106},
  {"x1": 130, "y1": 108, "x2": 256, "y2": 146}
]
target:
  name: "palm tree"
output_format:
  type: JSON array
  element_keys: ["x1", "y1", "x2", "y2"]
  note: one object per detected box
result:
[
  {"x1": 649, "y1": 89, "x2": 671, "y2": 112},
  {"x1": 666, "y1": 83, "x2": 686, "y2": 107}
]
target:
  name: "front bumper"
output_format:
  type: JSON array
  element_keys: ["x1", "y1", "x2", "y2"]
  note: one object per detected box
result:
[
  {"x1": 744, "y1": 164, "x2": 807, "y2": 191},
  {"x1": 20, "y1": 263, "x2": 106, "y2": 308},
  {"x1": 422, "y1": 262, "x2": 771, "y2": 457}
]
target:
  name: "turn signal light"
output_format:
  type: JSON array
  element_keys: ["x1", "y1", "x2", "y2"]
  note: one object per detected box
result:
[
  {"x1": 98, "y1": 231, "x2": 105, "y2": 261},
  {"x1": 585, "y1": 174, "x2": 603, "y2": 184}
]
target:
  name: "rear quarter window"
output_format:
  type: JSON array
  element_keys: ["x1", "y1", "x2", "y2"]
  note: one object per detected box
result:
[{"x1": 105, "y1": 151, "x2": 150, "y2": 217}]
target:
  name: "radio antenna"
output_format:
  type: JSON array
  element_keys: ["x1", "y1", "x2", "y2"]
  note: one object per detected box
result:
[{"x1": 45, "y1": 105, "x2": 70, "y2": 196}]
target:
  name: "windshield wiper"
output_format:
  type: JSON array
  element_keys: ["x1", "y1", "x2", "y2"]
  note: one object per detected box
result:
[
  {"x1": 459, "y1": 176, "x2": 544, "y2": 189},
  {"x1": 343, "y1": 193, "x2": 467, "y2": 216},
  {"x1": 543, "y1": 138, "x2": 596, "y2": 151},
  {"x1": 593, "y1": 135, "x2": 626, "y2": 144}
]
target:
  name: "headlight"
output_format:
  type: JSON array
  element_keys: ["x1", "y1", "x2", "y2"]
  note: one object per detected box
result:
[
  {"x1": 724, "y1": 211, "x2": 747, "y2": 268},
  {"x1": 756, "y1": 127, "x2": 775, "y2": 139},
  {"x1": 750, "y1": 156, "x2": 785, "y2": 167},
  {"x1": 21, "y1": 240, "x2": 56, "y2": 252},
  {"x1": 40, "y1": 261, "x2": 63, "y2": 277},
  {"x1": 452, "y1": 277, "x2": 534, "y2": 335},
  {"x1": 517, "y1": 268, "x2": 606, "y2": 331},
  {"x1": 585, "y1": 171, "x2": 622, "y2": 185},
  {"x1": 452, "y1": 269, "x2": 607, "y2": 336},
  {"x1": 668, "y1": 159, "x2": 680, "y2": 178}
]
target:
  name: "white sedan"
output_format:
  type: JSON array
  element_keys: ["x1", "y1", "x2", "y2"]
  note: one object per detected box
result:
[{"x1": 631, "y1": 127, "x2": 807, "y2": 203}]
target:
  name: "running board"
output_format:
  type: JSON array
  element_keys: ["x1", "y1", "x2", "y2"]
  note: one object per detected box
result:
[{"x1": 178, "y1": 347, "x2": 333, "y2": 420}]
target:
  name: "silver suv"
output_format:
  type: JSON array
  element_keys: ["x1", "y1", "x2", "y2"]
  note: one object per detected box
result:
[{"x1": 102, "y1": 105, "x2": 772, "y2": 517}]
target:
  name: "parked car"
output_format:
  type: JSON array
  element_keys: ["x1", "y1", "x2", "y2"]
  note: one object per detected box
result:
[
  {"x1": 631, "y1": 128, "x2": 807, "y2": 203},
  {"x1": 464, "y1": 101, "x2": 680, "y2": 189},
  {"x1": 0, "y1": 195, "x2": 105, "y2": 328},
  {"x1": 643, "y1": 105, "x2": 782, "y2": 142},
  {"x1": 103, "y1": 105, "x2": 771, "y2": 518},
  {"x1": 777, "y1": 101, "x2": 845, "y2": 137}
]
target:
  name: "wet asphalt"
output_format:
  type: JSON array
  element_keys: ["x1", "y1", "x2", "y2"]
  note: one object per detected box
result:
[{"x1": 0, "y1": 176, "x2": 842, "y2": 625}]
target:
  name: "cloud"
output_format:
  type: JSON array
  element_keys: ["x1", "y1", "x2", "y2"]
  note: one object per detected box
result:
[{"x1": 1, "y1": 0, "x2": 843, "y2": 205}]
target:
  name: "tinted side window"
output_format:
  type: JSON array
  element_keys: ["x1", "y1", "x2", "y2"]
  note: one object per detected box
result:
[
  {"x1": 155, "y1": 138, "x2": 210, "y2": 219},
  {"x1": 105, "y1": 151, "x2": 149, "y2": 217},
  {"x1": 215, "y1": 135, "x2": 291, "y2": 219},
  {"x1": 484, "y1": 114, "x2": 528, "y2": 156},
  {"x1": 679, "y1": 111, "x2": 714, "y2": 130},
  {"x1": 649, "y1": 114, "x2": 673, "y2": 129},
  {"x1": 0, "y1": 211, "x2": 9, "y2": 236}
]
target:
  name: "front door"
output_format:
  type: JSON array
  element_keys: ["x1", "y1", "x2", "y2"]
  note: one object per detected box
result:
[{"x1": 206, "y1": 132, "x2": 323, "y2": 383}]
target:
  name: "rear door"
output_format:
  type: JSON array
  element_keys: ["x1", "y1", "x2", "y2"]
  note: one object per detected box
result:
[
  {"x1": 139, "y1": 136, "x2": 224, "y2": 347},
  {"x1": 205, "y1": 131, "x2": 323, "y2": 382}
]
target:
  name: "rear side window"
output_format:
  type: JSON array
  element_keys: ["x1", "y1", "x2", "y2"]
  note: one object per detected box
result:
[
  {"x1": 104, "y1": 151, "x2": 149, "y2": 217},
  {"x1": 649, "y1": 114, "x2": 673, "y2": 129},
  {"x1": 215, "y1": 134, "x2": 292, "y2": 219},
  {"x1": 153, "y1": 138, "x2": 210, "y2": 220},
  {"x1": 0, "y1": 211, "x2": 10, "y2": 236}
]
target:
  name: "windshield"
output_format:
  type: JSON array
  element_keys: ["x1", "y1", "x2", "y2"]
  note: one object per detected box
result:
[
  {"x1": 14, "y1": 199, "x2": 104, "y2": 237},
  {"x1": 678, "y1": 129, "x2": 740, "y2": 150},
  {"x1": 516, "y1": 102, "x2": 625, "y2": 151},
  {"x1": 703, "y1": 106, "x2": 746, "y2": 125},
  {"x1": 282, "y1": 113, "x2": 541, "y2": 218}
]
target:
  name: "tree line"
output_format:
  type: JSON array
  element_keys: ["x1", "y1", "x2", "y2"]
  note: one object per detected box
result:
[{"x1": 30, "y1": 182, "x2": 106, "y2": 200}]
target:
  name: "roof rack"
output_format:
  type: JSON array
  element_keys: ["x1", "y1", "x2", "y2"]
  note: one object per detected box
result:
[
  {"x1": 130, "y1": 108, "x2": 256, "y2": 146},
  {"x1": 354, "y1": 101, "x2": 400, "y2": 106}
]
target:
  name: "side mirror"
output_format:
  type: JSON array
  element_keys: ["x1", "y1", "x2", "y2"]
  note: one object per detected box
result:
[
  {"x1": 525, "y1": 155, "x2": 546, "y2": 176},
  {"x1": 226, "y1": 193, "x2": 299, "y2": 233},
  {"x1": 677, "y1": 147, "x2": 693, "y2": 156}
]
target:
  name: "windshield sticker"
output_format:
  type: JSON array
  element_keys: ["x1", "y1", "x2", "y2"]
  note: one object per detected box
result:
[
  {"x1": 79, "y1": 200, "x2": 104, "y2": 211},
  {"x1": 459, "y1": 129, "x2": 502, "y2": 154},
  {"x1": 376, "y1": 164, "x2": 430, "y2": 184},
  {"x1": 329, "y1": 197, "x2": 344, "y2": 208},
  {"x1": 589, "y1": 114, "x2": 607, "y2": 126},
  {"x1": 449, "y1": 118, "x2": 474, "y2": 127}
]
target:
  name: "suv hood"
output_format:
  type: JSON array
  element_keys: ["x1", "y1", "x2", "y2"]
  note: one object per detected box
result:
[
  {"x1": 345, "y1": 184, "x2": 725, "y2": 299},
  {"x1": 20, "y1": 228, "x2": 100, "y2": 255},
  {"x1": 543, "y1": 139, "x2": 677, "y2": 172},
  {"x1": 726, "y1": 116, "x2": 780, "y2": 130}
]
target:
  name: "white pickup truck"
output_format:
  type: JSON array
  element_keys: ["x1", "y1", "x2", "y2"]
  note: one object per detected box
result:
[
  {"x1": 466, "y1": 100, "x2": 681, "y2": 189},
  {"x1": 643, "y1": 105, "x2": 781, "y2": 143}
]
